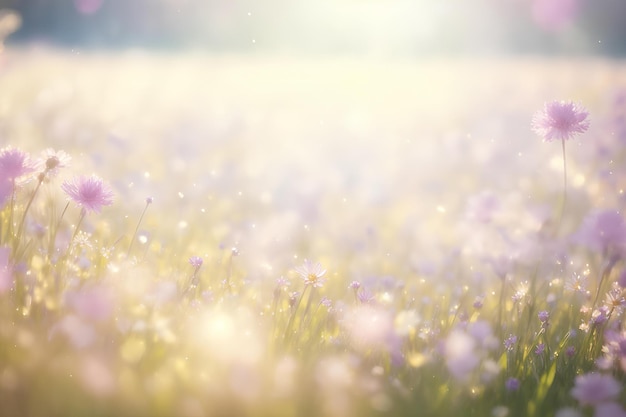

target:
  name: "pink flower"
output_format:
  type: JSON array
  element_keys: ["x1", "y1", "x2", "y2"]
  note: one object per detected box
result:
[
  {"x1": 0, "y1": 146, "x2": 36, "y2": 181},
  {"x1": 294, "y1": 259, "x2": 327, "y2": 288},
  {"x1": 594, "y1": 402, "x2": 626, "y2": 417},
  {"x1": 570, "y1": 373, "x2": 621, "y2": 406},
  {"x1": 531, "y1": 0, "x2": 580, "y2": 32},
  {"x1": 189, "y1": 256, "x2": 203, "y2": 268},
  {"x1": 532, "y1": 101, "x2": 590, "y2": 142},
  {"x1": 61, "y1": 175, "x2": 114, "y2": 214}
]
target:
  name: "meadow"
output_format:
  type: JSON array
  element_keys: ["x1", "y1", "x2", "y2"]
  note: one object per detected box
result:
[{"x1": 1, "y1": 49, "x2": 626, "y2": 417}]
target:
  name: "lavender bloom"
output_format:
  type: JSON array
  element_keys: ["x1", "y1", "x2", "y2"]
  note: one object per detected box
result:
[
  {"x1": 532, "y1": 100, "x2": 590, "y2": 142},
  {"x1": 570, "y1": 373, "x2": 621, "y2": 406},
  {"x1": 357, "y1": 288, "x2": 376, "y2": 304},
  {"x1": 0, "y1": 146, "x2": 36, "y2": 181},
  {"x1": 505, "y1": 377, "x2": 520, "y2": 392},
  {"x1": 348, "y1": 280, "x2": 361, "y2": 290},
  {"x1": 566, "y1": 346, "x2": 576, "y2": 357},
  {"x1": 594, "y1": 403, "x2": 626, "y2": 417},
  {"x1": 538, "y1": 311, "x2": 550, "y2": 323},
  {"x1": 535, "y1": 343, "x2": 546, "y2": 355},
  {"x1": 189, "y1": 256, "x2": 203, "y2": 269},
  {"x1": 61, "y1": 175, "x2": 114, "y2": 214},
  {"x1": 573, "y1": 210, "x2": 626, "y2": 257},
  {"x1": 294, "y1": 259, "x2": 326, "y2": 288},
  {"x1": 504, "y1": 335, "x2": 518, "y2": 352}
]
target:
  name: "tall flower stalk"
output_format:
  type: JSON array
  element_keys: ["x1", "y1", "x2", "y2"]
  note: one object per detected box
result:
[{"x1": 532, "y1": 100, "x2": 590, "y2": 235}]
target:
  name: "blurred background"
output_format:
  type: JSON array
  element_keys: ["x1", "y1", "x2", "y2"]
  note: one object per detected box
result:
[{"x1": 0, "y1": 0, "x2": 625, "y2": 56}]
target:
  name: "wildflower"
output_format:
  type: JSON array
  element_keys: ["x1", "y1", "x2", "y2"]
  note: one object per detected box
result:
[
  {"x1": 473, "y1": 296, "x2": 484, "y2": 310},
  {"x1": 40, "y1": 148, "x2": 71, "y2": 177},
  {"x1": 598, "y1": 330, "x2": 626, "y2": 372},
  {"x1": 532, "y1": 101, "x2": 590, "y2": 142},
  {"x1": 594, "y1": 402, "x2": 626, "y2": 417},
  {"x1": 570, "y1": 373, "x2": 621, "y2": 406},
  {"x1": 505, "y1": 377, "x2": 520, "y2": 392},
  {"x1": 565, "y1": 272, "x2": 589, "y2": 295},
  {"x1": 573, "y1": 210, "x2": 626, "y2": 258},
  {"x1": 604, "y1": 287, "x2": 626, "y2": 310},
  {"x1": 504, "y1": 335, "x2": 518, "y2": 352},
  {"x1": 348, "y1": 280, "x2": 361, "y2": 290},
  {"x1": 566, "y1": 346, "x2": 576, "y2": 357},
  {"x1": 61, "y1": 175, "x2": 114, "y2": 214},
  {"x1": 189, "y1": 256, "x2": 203, "y2": 269},
  {"x1": 357, "y1": 288, "x2": 376, "y2": 304},
  {"x1": 535, "y1": 343, "x2": 546, "y2": 355},
  {"x1": 320, "y1": 297, "x2": 332, "y2": 310},
  {"x1": 590, "y1": 307, "x2": 610, "y2": 326},
  {"x1": 294, "y1": 259, "x2": 326, "y2": 288},
  {"x1": 538, "y1": 310, "x2": 550, "y2": 323},
  {"x1": 0, "y1": 146, "x2": 36, "y2": 181}
]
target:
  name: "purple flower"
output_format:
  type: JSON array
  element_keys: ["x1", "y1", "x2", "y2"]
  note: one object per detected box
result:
[
  {"x1": 573, "y1": 210, "x2": 626, "y2": 257},
  {"x1": 538, "y1": 311, "x2": 550, "y2": 323},
  {"x1": 348, "y1": 280, "x2": 361, "y2": 290},
  {"x1": 571, "y1": 373, "x2": 621, "y2": 406},
  {"x1": 357, "y1": 288, "x2": 376, "y2": 304},
  {"x1": 504, "y1": 334, "x2": 518, "y2": 351},
  {"x1": 566, "y1": 346, "x2": 576, "y2": 357},
  {"x1": 61, "y1": 175, "x2": 114, "y2": 214},
  {"x1": 505, "y1": 377, "x2": 520, "y2": 391},
  {"x1": 531, "y1": 0, "x2": 581, "y2": 32},
  {"x1": 189, "y1": 256, "x2": 203, "y2": 269},
  {"x1": 535, "y1": 343, "x2": 546, "y2": 355},
  {"x1": 594, "y1": 402, "x2": 626, "y2": 417},
  {"x1": 294, "y1": 259, "x2": 326, "y2": 288},
  {"x1": 0, "y1": 146, "x2": 36, "y2": 181},
  {"x1": 532, "y1": 101, "x2": 590, "y2": 142}
]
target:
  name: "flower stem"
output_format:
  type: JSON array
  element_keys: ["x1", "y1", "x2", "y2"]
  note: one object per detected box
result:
[
  {"x1": 555, "y1": 138, "x2": 567, "y2": 236},
  {"x1": 14, "y1": 176, "x2": 43, "y2": 253},
  {"x1": 283, "y1": 285, "x2": 309, "y2": 347},
  {"x1": 127, "y1": 200, "x2": 150, "y2": 257}
]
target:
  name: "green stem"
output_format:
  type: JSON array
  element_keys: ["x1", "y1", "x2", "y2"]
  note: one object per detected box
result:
[
  {"x1": 127, "y1": 200, "x2": 150, "y2": 257},
  {"x1": 555, "y1": 138, "x2": 567, "y2": 236},
  {"x1": 283, "y1": 285, "x2": 309, "y2": 347},
  {"x1": 49, "y1": 201, "x2": 70, "y2": 258},
  {"x1": 14, "y1": 176, "x2": 43, "y2": 253}
]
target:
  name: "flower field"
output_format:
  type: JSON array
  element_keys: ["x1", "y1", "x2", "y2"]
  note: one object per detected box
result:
[{"x1": 1, "y1": 49, "x2": 626, "y2": 417}]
